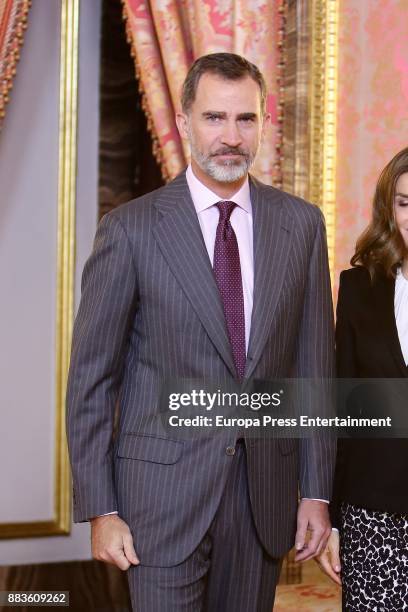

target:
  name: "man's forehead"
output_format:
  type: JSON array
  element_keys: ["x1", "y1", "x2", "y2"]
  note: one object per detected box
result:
[
  {"x1": 193, "y1": 74, "x2": 262, "y2": 110},
  {"x1": 196, "y1": 72, "x2": 259, "y2": 92}
]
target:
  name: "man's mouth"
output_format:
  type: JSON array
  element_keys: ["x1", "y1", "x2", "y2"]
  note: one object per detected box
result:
[
  {"x1": 215, "y1": 153, "x2": 243, "y2": 158},
  {"x1": 212, "y1": 152, "x2": 247, "y2": 162},
  {"x1": 212, "y1": 150, "x2": 246, "y2": 157}
]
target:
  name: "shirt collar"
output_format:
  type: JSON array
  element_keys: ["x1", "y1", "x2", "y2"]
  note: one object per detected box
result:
[{"x1": 186, "y1": 164, "x2": 251, "y2": 214}]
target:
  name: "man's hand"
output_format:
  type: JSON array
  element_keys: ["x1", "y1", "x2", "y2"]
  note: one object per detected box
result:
[
  {"x1": 315, "y1": 529, "x2": 342, "y2": 585},
  {"x1": 91, "y1": 514, "x2": 139, "y2": 570},
  {"x1": 294, "y1": 499, "x2": 332, "y2": 562}
]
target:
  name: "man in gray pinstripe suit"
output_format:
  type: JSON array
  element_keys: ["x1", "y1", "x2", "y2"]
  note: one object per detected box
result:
[{"x1": 67, "y1": 53, "x2": 336, "y2": 611}]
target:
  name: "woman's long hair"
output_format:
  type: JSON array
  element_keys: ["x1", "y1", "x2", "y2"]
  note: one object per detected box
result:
[{"x1": 351, "y1": 147, "x2": 408, "y2": 281}]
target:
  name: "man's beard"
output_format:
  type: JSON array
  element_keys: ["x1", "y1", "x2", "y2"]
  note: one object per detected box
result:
[{"x1": 189, "y1": 132, "x2": 257, "y2": 183}]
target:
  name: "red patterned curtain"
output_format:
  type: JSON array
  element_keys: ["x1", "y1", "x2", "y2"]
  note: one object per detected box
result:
[
  {"x1": 0, "y1": 0, "x2": 31, "y2": 131},
  {"x1": 122, "y1": 0, "x2": 284, "y2": 185}
]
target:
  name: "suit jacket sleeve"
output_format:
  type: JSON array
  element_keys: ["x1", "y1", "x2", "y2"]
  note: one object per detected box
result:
[
  {"x1": 329, "y1": 270, "x2": 357, "y2": 528},
  {"x1": 295, "y1": 209, "x2": 336, "y2": 501},
  {"x1": 66, "y1": 212, "x2": 138, "y2": 522}
]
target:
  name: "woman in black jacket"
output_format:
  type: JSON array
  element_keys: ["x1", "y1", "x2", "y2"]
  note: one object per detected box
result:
[{"x1": 317, "y1": 147, "x2": 408, "y2": 611}]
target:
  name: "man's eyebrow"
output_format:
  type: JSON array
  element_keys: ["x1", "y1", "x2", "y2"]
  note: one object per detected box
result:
[
  {"x1": 202, "y1": 111, "x2": 227, "y2": 117},
  {"x1": 237, "y1": 112, "x2": 258, "y2": 120},
  {"x1": 201, "y1": 111, "x2": 258, "y2": 119},
  {"x1": 396, "y1": 192, "x2": 408, "y2": 198}
]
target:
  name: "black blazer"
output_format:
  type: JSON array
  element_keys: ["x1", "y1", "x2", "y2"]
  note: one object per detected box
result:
[{"x1": 330, "y1": 266, "x2": 408, "y2": 528}]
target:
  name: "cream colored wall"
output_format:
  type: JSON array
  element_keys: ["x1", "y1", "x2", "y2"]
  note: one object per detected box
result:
[{"x1": 0, "y1": 0, "x2": 101, "y2": 564}]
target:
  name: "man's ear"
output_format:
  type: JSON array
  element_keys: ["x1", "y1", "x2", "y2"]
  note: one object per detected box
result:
[
  {"x1": 176, "y1": 112, "x2": 189, "y2": 140},
  {"x1": 260, "y1": 112, "x2": 271, "y2": 142}
]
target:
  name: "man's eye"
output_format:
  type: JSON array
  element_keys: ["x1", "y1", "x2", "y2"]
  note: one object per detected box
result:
[
  {"x1": 239, "y1": 117, "x2": 255, "y2": 122},
  {"x1": 207, "y1": 115, "x2": 221, "y2": 121}
]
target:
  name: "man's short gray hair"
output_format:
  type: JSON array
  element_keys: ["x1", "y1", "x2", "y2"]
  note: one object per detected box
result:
[{"x1": 181, "y1": 52, "x2": 267, "y2": 116}]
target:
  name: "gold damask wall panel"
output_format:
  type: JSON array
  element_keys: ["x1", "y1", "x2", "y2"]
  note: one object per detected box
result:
[{"x1": 335, "y1": 0, "x2": 408, "y2": 284}]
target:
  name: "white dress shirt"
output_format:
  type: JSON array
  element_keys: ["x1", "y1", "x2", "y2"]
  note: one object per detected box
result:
[{"x1": 395, "y1": 267, "x2": 408, "y2": 365}]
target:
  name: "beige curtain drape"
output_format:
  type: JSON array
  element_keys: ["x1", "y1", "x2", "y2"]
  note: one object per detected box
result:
[
  {"x1": 122, "y1": 0, "x2": 285, "y2": 184},
  {"x1": 0, "y1": 0, "x2": 31, "y2": 132}
]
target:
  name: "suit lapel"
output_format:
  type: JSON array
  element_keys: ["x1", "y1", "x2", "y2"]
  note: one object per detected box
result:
[
  {"x1": 152, "y1": 172, "x2": 237, "y2": 378},
  {"x1": 374, "y1": 274, "x2": 408, "y2": 377},
  {"x1": 245, "y1": 179, "x2": 294, "y2": 380}
]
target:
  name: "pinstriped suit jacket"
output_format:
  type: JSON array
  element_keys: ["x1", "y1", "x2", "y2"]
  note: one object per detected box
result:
[{"x1": 66, "y1": 170, "x2": 336, "y2": 566}]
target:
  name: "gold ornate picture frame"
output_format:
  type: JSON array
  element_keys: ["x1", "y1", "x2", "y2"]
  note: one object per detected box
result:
[{"x1": 0, "y1": 0, "x2": 78, "y2": 539}]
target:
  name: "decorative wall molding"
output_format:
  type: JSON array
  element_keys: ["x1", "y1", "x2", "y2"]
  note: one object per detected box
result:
[
  {"x1": 309, "y1": 0, "x2": 339, "y2": 279},
  {"x1": 282, "y1": 0, "x2": 310, "y2": 200},
  {"x1": 283, "y1": 0, "x2": 338, "y2": 279}
]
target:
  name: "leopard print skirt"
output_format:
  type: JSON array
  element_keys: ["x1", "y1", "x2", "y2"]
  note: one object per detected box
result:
[{"x1": 340, "y1": 502, "x2": 408, "y2": 611}]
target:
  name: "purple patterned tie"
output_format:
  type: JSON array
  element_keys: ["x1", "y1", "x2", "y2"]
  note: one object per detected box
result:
[{"x1": 213, "y1": 201, "x2": 246, "y2": 380}]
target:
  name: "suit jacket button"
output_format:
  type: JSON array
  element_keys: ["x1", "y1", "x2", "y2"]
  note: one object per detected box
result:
[{"x1": 226, "y1": 446, "x2": 236, "y2": 456}]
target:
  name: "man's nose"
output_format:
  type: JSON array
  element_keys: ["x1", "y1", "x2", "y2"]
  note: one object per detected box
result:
[{"x1": 221, "y1": 121, "x2": 242, "y2": 147}]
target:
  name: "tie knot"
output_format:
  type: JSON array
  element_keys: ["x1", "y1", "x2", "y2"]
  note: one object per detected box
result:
[{"x1": 216, "y1": 201, "x2": 237, "y2": 222}]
